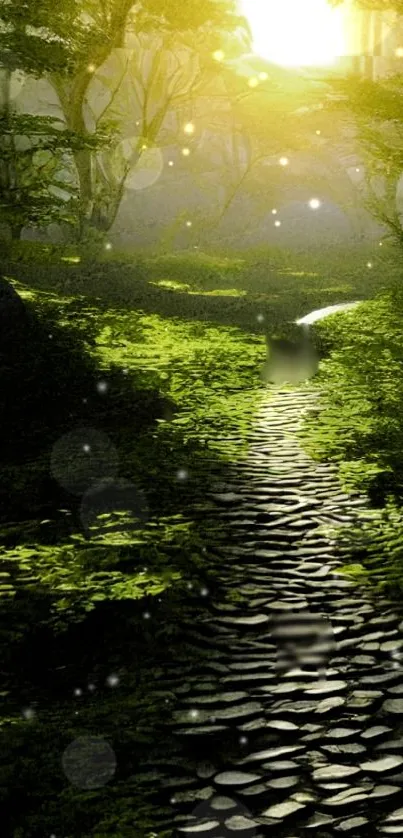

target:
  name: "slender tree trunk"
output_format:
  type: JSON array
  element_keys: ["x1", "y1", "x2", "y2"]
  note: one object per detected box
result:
[{"x1": 10, "y1": 225, "x2": 23, "y2": 240}]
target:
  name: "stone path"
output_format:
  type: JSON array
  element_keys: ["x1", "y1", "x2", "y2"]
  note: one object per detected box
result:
[{"x1": 145, "y1": 388, "x2": 403, "y2": 838}]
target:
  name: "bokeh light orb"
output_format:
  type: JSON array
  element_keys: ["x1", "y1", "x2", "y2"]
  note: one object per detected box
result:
[
  {"x1": 51, "y1": 428, "x2": 119, "y2": 496},
  {"x1": 62, "y1": 736, "x2": 116, "y2": 790},
  {"x1": 121, "y1": 139, "x2": 164, "y2": 191}
]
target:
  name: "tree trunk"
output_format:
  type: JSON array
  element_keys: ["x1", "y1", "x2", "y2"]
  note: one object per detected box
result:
[{"x1": 10, "y1": 225, "x2": 23, "y2": 241}]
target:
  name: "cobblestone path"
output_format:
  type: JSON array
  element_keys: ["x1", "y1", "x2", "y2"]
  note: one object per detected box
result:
[{"x1": 146, "y1": 389, "x2": 403, "y2": 838}]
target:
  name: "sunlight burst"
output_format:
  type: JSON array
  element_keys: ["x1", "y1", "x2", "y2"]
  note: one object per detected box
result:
[{"x1": 241, "y1": 0, "x2": 345, "y2": 67}]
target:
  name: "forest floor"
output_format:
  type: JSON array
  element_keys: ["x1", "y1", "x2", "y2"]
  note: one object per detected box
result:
[{"x1": 0, "y1": 243, "x2": 401, "y2": 837}]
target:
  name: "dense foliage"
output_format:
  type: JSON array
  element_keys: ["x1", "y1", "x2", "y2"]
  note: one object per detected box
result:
[{"x1": 299, "y1": 285, "x2": 403, "y2": 591}]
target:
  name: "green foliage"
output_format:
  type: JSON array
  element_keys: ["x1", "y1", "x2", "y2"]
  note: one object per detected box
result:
[{"x1": 299, "y1": 289, "x2": 403, "y2": 591}]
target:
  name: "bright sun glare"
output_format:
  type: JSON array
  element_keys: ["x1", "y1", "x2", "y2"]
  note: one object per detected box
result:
[{"x1": 241, "y1": 0, "x2": 346, "y2": 67}]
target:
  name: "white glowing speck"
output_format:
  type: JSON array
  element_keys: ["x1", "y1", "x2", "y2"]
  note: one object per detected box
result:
[
  {"x1": 248, "y1": 77, "x2": 259, "y2": 88},
  {"x1": 316, "y1": 129, "x2": 321, "y2": 135},
  {"x1": 184, "y1": 122, "x2": 195, "y2": 135},
  {"x1": 143, "y1": 611, "x2": 151, "y2": 620},
  {"x1": 274, "y1": 220, "x2": 282, "y2": 227},
  {"x1": 367, "y1": 261, "x2": 373, "y2": 268},
  {"x1": 82, "y1": 397, "x2": 88, "y2": 404},
  {"x1": 88, "y1": 683, "x2": 96, "y2": 692},
  {"x1": 87, "y1": 63, "x2": 96, "y2": 73},
  {"x1": 105, "y1": 242, "x2": 112, "y2": 250},
  {"x1": 83, "y1": 444, "x2": 91, "y2": 453},
  {"x1": 186, "y1": 220, "x2": 192, "y2": 227},
  {"x1": 49, "y1": 334, "x2": 53, "y2": 339},
  {"x1": 356, "y1": 167, "x2": 360, "y2": 172},
  {"x1": 74, "y1": 688, "x2": 82, "y2": 697},
  {"x1": 279, "y1": 157, "x2": 289, "y2": 166},
  {"x1": 396, "y1": 47, "x2": 403, "y2": 57},
  {"x1": 190, "y1": 709, "x2": 199, "y2": 719},
  {"x1": 309, "y1": 198, "x2": 321, "y2": 210},
  {"x1": 97, "y1": 381, "x2": 108, "y2": 394},
  {"x1": 257, "y1": 313, "x2": 265, "y2": 323},
  {"x1": 200, "y1": 587, "x2": 209, "y2": 597},
  {"x1": 271, "y1": 208, "x2": 277, "y2": 215},
  {"x1": 22, "y1": 707, "x2": 35, "y2": 720},
  {"x1": 182, "y1": 148, "x2": 191, "y2": 157},
  {"x1": 213, "y1": 49, "x2": 225, "y2": 62},
  {"x1": 239, "y1": 736, "x2": 248, "y2": 745},
  {"x1": 168, "y1": 160, "x2": 174, "y2": 166},
  {"x1": 177, "y1": 469, "x2": 188, "y2": 481},
  {"x1": 187, "y1": 582, "x2": 193, "y2": 590},
  {"x1": 106, "y1": 674, "x2": 120, "y2": 687},
  {"x1": 170, "y1": 797, "x2": 176, "y2": 804},
  {"x1": 379, "y1": 241, "x2": 383, "y2": 247},
  {"x1": 259, "y1": 71, "x2": 268, "y2": 81}
]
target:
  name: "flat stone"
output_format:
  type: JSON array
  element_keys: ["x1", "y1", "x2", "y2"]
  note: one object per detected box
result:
[
  {"x1": 360, "y1": 756, "x2": 403, "y2": 774},
  {"x1": 321, "y1": 787, "x2": 368, "y2": 809},
  {"x1": 381, "y1": 640, "x2": 403, "y2": 652},
  {"x1": 326, "y1": 727, "x2": 361, "y2": 740},
  {"x1": 211, "y1": 703, "x2": 262, "y2": 721},
  {"x1": 376, "y1": 738, "x2": 403, "y2": 752},
  {"x1": 312, "y1": 764, "x2": 361, "y2": 781},
  {"x1": 336, "y1": 816, "x2": 369, "y2": 832},
  {"x1": 305, "y1": 813, "x2": 334, "y2": 829},
  {"x1": 271, "y1": 701, "x2": 318, "y2": 716},
  {"x1": 242, "y1": 746, "x2": 303, "y2": 764},
  {"x1": 178, "y1": 823, "x2": 219, "y2": 835},
  {"x1": 266, "y1": 720, "x2": 299, "y2": 732},
  {"x1": 385, "y1": 809, "x2": 403, "y2": 823},
  {"x1": 361, "y1": 726, "x2": 391, "y2": 741},
  {"x1": 304, "y1": 680, "x2": 347, "y2": 696},
  {"x1": 321, "y1": 743, "x2": 367, "y2": 758},
  {"x1": 175, "y1": 726, "x2": 229, "y2": 737},
  {"x1": 370, "y1": 785, "x2": 401, "y2": 798},
  {"x1": 267, "y1": 776, "x2": 299, "y2": 789},
  {"x1": 346, "y1": 690, "x2": 383, "y2": 710},
  {"x1": 225, "y1": 815, "x2": 259, "y2": 832},
  {"x1": 361, "y1": 672, "x2": 400, "y2": 686},
  {"x1": 197, "y1": 763, "x2": 218, "y2": 780},
  {"x1": 316, "y1": 696, "x2": 346, "y2": 714},
  {"x1": 211, "y1": 492, "x2": 244, "y2": 504},
  {"x1": 217, "y1": 614, "x2": 270, "y2": 628},
  {"x1": 214, "y1": 772, "x2": 262, "y2": 788},
  {"x1": 174, "y1": 788, "x2": 215, "y2": 805},
  {"x1": 388, "y1": 684, "x2": 403, "y2": 695},
  {"x1": 262, "y1": 760, "x2": 300, "y2": 773},
  {"x1": 262, "y1": 800, "x2": 306, "y2": 819},
  {"x1": 237, "y1": 783, "x2": 272, "y2": 800}
]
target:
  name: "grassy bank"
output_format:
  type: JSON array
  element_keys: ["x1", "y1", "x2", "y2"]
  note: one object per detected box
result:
[{"x1": 299, "y1": 285, "x2": 403, "y2": 595}]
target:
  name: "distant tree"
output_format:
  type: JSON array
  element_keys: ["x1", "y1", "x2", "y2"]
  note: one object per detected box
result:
[
  {"x1": 323, "y1": 72, "x2": 403, "y2": 244},
  {"x1": 71, "y1": 26, "x2": 248, "y2": 233},
  {"x1": 0, "y1": 0, "x2": 105, "y2": 240},
  {"x1": 42, "y1": 0, "x2": 249, "y2": 236}
]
